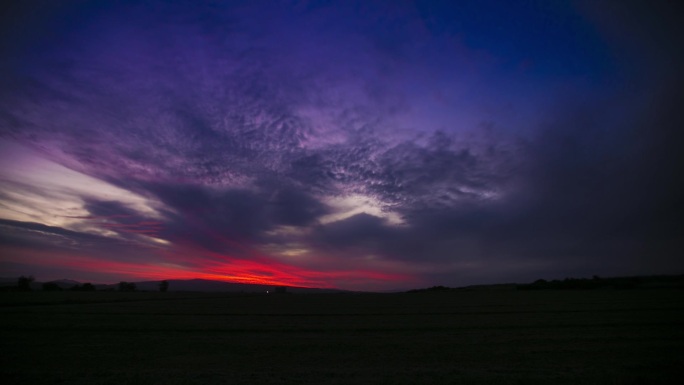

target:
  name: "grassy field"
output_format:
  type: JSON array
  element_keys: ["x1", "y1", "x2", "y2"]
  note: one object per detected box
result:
[{"x1": 1, "y1": 289, "x2": 683, "y2": 384}]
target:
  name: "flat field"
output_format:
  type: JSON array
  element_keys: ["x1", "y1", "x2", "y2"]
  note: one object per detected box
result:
[{"x1": 1, "y1": 289, "x2": 683, "y2": 384}]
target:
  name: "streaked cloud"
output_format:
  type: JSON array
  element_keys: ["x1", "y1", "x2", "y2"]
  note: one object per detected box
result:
[{"x1": 1, "y1": 0, "x2": 682, "y2": 289}]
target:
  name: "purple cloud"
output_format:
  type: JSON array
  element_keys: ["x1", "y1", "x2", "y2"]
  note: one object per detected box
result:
[{"x1": 1, "y1": 0, "x2": 683, "y2": 289}]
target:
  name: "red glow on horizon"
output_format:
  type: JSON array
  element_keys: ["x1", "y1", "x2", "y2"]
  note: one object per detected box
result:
[
  {"x1": 19, "y1": 207, "x2": 417, "y2": 289},
  {"x1": 1, "y1": 243, "x2": 416, "y2": 290}
]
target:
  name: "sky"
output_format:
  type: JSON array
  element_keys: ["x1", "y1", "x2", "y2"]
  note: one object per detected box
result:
[{"x1": 1, "y1": 0, "x2": 683, "y2": 291}]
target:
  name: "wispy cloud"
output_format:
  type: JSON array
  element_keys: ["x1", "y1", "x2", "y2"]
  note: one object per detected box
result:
[{"x1": 1, "y1": 0, "x2": 683, "y2": 289}]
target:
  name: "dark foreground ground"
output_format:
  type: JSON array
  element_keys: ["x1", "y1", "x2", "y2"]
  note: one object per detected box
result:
[{"x1": 1, "y1": 289, "x2": 683, "y2": 384}]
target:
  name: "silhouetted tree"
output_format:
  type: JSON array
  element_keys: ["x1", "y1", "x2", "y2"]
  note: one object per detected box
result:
[
  {"x1": 18, "y1": 275, "x2": 34, "y2": 291},
  {"x1": 407, "y1": 285, "x2": 452, "y2": 293},
  {"x1": 517, "y1": 275, "x2": 649, "y2": 290},
  {"x1": 274, "y1": 286, "x2": 287, "y2": 294},
  {"x1": 118, "y1": 281, "x2": 136, "y2": 292},
  {"x1": 159, "y1": 280, "x2": 169, "y2": 292},
  {"x1": 42, "y1": 282, "x2": 62, "y2": 291},
  {"x1": 81, "y1": 283, "x2": 96, "y2": 291},
  {"x1": 517, "y1": 279, "x2": 549, "y2": 290},
  {"x1": 68, "y1": 283, "x2": 95, "y2": 291}
]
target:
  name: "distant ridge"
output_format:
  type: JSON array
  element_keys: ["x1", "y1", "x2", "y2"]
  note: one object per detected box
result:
[
  {"x1": 404, "y1": 274, "x2": 684, "y2": 293},
  {"x1": 97, "y1": 278, "x2": 348, "y2": 293}
]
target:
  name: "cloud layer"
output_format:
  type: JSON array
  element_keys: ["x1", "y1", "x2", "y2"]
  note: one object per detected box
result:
[{"x1": 1, "y1": 0, "x2": 683, "y2": 289}]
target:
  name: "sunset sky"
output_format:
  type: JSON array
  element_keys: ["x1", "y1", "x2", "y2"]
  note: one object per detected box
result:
[{"x1": 1, "y1": 0, "x2": 682, "y2": 290}]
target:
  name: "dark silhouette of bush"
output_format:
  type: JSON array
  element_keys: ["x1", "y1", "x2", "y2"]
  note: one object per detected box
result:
[
  {"x1": 612, "y1": 276, "x2": 641, "y2": 289},
  {"x1": 83, "y1": 283, "x2": 95, "y2": 291},
  {"x1": 118, "y1": 281, "x2": 136, "y2": 292},
  {"x1": 159, "y1": 280, "x2": 169, "y2": 292},
  {"x1": 274, "y1": 286, "x2": 288, "y2": 294},
  {"x1": 0, "y1": 286, "x2": 19, "y2": 292},
  {"x1": 17, "y1": 275, "x2": 34, "y2": 291},
  {"x1": 42, "y1": 282, "x2": 62, "y2": 291},
  {"x1": 407, "y1": 285, "x2": 453, "y2": 293},
  {"x1": 516, "y1": 275, "x2": 679, "y2": 290},
  {"x1": 70, "y1": 282, "x2": 96, "y2": 291},
  {"x1": 518, "y1": 279, "x2": 551, "y2": 290}
]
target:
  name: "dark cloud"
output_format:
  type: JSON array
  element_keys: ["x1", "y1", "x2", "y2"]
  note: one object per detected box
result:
[
  {"x1": 128, "y1": 181, "x2": 331, "y2": 255},
  {"x1": 313, "y1": 213, "x2": 396, "y2": 251},
  {"x1": 266, "y1": 187, "x2": 331, "y2": 227},
  {"x1": 81, "y1": 199, "x2": 165, "y2": 238},
  {"x1": 1, "y1": 0, "x2": 683, "y2": 288},
  {"x1": 0, "y1": 218, "x2": 131, "y2": 253}
]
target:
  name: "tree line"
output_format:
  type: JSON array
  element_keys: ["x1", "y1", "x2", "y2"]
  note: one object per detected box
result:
[
  {"x1": 2, "y1": 276, "x2": 170, "y2": 292},
  {"x1": 516, "y1": 274, "x2": 684, "y2": 290}
]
